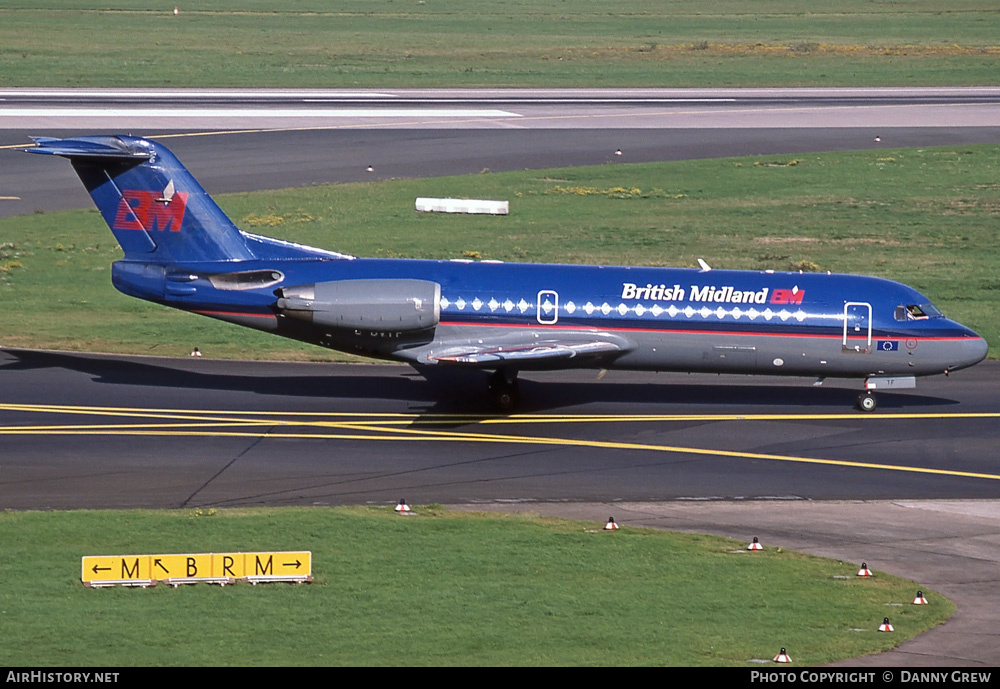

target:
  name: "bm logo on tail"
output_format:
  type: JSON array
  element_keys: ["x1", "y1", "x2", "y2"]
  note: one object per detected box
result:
[{"x1": 113, "y1": 187, "x2": 188, "y2": 232}]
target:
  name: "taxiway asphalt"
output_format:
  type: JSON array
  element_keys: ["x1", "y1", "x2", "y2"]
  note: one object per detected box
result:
[{"x1": 2, "y1": 351, "x2": 998, "y2": 510}]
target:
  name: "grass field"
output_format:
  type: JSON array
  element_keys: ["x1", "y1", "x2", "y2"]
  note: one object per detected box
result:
[
  {"x1": 0, "y1": 506, "x2": 954, "y2": 666},
  {"x1": 1, "y1": 144, "x2": 998, "y2": 360},
  {"x1": 1, "y1": 0, "x2": 998, "y2": 87}
]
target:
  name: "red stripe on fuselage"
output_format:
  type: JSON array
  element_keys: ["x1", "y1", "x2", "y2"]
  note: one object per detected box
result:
[{"x1": 438, "y1": 320, "x2": 975, "y2": 342}]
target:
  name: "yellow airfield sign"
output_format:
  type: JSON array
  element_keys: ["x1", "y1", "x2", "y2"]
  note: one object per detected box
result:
[
  {"x1": 82, "y1": 551, "x2": 312, "y2": 587},
  {"x1": 242, "y1": 551, "x2": 312, "y2": 581},
  {"x1": 82, "y1": 555, "x2": 153, "y2": 585},
  {"x1": 152, "y1": 553, "x2": 215, "y2": 581}
]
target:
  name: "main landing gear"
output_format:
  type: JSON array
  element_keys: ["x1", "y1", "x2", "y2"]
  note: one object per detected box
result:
[{"x1": 488, "y1": 368, "x2": 520, "y2": 412}]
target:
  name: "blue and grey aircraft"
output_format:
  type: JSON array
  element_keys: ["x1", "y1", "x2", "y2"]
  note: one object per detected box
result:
[{"x1": 25, "y1": 135, "x2": 988, "y2": 411}]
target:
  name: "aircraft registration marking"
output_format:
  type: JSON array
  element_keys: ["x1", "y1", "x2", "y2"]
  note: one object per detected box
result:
[{"x1": 2, "y1": 403, "x2": 1000, "y2": 483}]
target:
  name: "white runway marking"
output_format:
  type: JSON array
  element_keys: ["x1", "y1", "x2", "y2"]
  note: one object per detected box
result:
[{"x1": 0, "y1": 107, "x2": 521, "y2": 119}]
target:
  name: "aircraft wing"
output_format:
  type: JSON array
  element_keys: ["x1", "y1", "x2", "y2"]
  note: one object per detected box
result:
[{"x1": 399, "y1": 333, "x2": 633, "y2": 368}]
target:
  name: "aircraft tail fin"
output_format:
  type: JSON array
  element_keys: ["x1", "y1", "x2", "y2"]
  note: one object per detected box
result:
[{"x1": 25, "y1": 136, "x2": 337, "y2": 263}]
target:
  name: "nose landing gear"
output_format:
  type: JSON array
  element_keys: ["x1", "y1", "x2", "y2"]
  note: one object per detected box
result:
[
  {"x1": 856, "y1": 391, "x2": 878, "y2": 412},
  {"x1": 856, "y1": 376, "x2": 915, "y2": 413}
]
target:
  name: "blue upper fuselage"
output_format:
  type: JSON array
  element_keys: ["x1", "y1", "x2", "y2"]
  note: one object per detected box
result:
[{"x1": 113, "y1": 254, "x2": 978, "y2": 342}]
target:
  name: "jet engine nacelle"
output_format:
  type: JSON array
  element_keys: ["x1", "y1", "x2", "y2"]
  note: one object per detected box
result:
[{"x1": 276, "y1": 279, "x2": 441, "y2": 332}]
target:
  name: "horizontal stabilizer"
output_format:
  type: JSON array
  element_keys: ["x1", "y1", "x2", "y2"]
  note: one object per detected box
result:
[{"x1": 26, "y1": 136, "x2": 153, "y2": 161}]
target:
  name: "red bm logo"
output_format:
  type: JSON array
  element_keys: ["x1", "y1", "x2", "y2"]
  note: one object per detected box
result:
[
  {"x1": 112, "y1": 190, "x2": 188, "y2": 232},
  {"x1": 770, "y1": 288, "x2": 805, "y2": 304}
]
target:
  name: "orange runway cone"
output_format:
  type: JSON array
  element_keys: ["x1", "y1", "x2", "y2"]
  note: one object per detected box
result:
[
  {"x1": 773, "y1": 648, "x2": 791, "y2": 663},
  {"x1": 857, "y1": 562, "x2": 872, "y2": 577},
  {"x1": 913, "y1": 591, "x2": 928, "y2": 605},
  {"x1": 879, "y1": 617, "x2": 894, "y2": 632},
  {"x1": 394, "y1": 499, "x2": 411, "y2": 515},
  {"x1": 747, "y1": 537, "x2": 763, "y2": 551},
  {"x1": 604, "y1": 517, "x2": 619, "y2": 531}
]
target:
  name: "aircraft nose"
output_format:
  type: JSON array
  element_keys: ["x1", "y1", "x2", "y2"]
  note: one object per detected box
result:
[{"x1": 953, "y1": 335, "x2": 988, "y2": 371}]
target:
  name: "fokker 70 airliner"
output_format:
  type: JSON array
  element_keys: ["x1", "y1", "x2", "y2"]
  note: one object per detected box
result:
[{"x1": 25, "y1": 135, "x2": 987, "y2": 411}]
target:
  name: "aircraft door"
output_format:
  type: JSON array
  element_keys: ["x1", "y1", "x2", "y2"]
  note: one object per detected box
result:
[
  {"x1": 537, "y1": 290, "x2": 559, "y2": 325},
  {"x1": 842, "y1": 302, "x2": 872, "y2": 353}
]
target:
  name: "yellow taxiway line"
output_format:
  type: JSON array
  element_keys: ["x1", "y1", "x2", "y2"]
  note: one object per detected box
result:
[{"x1": 2, "y1": 403, "x2": 999, "y2": 482}]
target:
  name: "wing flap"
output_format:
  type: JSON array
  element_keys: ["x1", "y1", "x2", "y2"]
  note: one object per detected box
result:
[{"x1": 420, "y1": 338, "x2": 627, "y2": 367}]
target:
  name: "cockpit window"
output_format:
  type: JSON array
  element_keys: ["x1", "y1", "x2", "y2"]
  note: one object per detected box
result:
[{"x1": 895, "y1": 303, "x2": 943, "y2": 321}]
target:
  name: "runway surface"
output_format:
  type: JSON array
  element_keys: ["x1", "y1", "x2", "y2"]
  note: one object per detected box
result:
[
  {"x1": 1, "y1": 88, "x2": 998, "y2": 665},
  {"x1": 4, "y1": 87, "x2": 1000, "y2": 130},
  {"x1": 2, "y1": 87, "x2": 1000, "y2": 218}
]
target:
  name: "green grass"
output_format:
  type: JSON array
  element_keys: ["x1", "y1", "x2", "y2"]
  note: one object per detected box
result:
[
  {"x1": 0, "y1": 506, "x2": 954, "y2": 666},
  {"x1": 0, "y1": 0, "x2": 998, "y2": 87},
  {"x1": 2, "y1": 145, "x2": 998, "y2": 359}
]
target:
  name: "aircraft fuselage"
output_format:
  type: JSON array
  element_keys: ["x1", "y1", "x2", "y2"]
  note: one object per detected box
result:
[{"x1": 111, "y1": 256, "x2": 986, "y2": 380}]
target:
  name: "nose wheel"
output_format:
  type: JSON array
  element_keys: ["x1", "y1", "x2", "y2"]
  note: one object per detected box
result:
[
  {"x1": 488, "y1": 368, "x2": 520, "y2": 412},
  {"x1": 856, "y1": 391, "x2": 878, "y2": 412}
]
